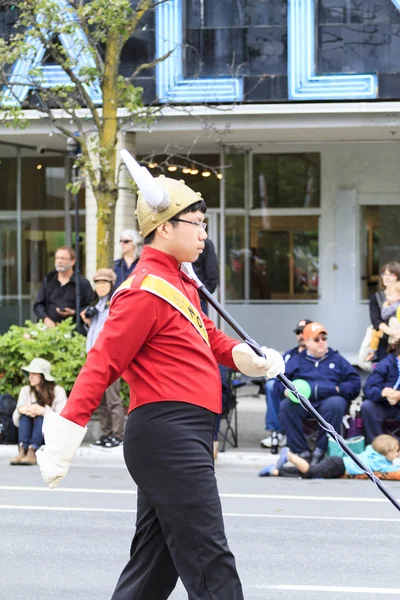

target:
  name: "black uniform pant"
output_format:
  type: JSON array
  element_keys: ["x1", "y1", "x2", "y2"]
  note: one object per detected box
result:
[{"x1": 111, "y1": 401, "x2": 244, "y2": 600}]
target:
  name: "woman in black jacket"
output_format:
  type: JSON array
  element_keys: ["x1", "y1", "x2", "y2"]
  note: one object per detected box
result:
[{"x1": 369, "y1": 262, "x2": 400, "y2": 362}]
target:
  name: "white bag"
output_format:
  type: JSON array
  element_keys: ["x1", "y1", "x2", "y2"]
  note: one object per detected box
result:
[{"x1": 357, "y1": 325, "x2": 373, "y2": 372}]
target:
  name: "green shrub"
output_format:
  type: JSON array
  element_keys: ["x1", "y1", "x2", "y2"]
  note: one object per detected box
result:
[{"x1": 0, "y1": 318, "x2": 86, "y2": 398}]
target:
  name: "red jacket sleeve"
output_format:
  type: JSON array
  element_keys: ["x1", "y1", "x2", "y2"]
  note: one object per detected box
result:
[
  {"x1": 202, "y1": 311, "x2": 239, "y2": 369},
  {"x1": 62, "y1": 288, "x2": 158, "y2": 426}
]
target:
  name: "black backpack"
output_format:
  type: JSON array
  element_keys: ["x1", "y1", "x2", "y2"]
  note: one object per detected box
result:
[{"x1": 0, "y1": 393, "x2": 18, "y2": 444}]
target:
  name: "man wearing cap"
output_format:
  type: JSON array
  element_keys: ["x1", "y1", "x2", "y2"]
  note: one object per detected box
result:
[
  {"x1": 261, "y1": 318, "x2": 312, "y2": 449},
  {"x1": 37, "y1": 151, "x2": 285, "y2": 600},
  {"x1": 276, "y1": 322, "x2": 361, "y2": 465}
]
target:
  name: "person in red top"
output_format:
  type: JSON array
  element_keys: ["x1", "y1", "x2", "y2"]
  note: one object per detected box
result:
[{"x1": 37, "y1": 151, "x2": 284, "y2": 600}]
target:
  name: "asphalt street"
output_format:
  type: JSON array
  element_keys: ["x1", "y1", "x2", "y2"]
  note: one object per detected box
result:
[{"x1": 1, "y1": 446, "x2": 400, "y2": 600}]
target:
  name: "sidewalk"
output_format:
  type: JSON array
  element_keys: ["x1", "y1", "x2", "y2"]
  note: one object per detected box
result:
[{"x1": 0, "y1": 388, "x2": 275, "y2": 467}]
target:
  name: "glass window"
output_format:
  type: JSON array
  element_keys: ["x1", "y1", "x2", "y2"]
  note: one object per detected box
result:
[
  {"x1": 252, "y1": 153, "x2": 320, "y2": 208},
  {"x1": 360, "y1": 205, "x2": 400, "y2": 299},
  {"x1": 21, "y1": 156, "x2": 66, "y2": 210},
  {"x1": 21, "y1": 216, "x2": 67, "y2": 298},
  {"x1": 0, "y1": 146, "x2": 17, "y2": 210},
  {"x1": 139, "y1": 154, "x2": 222, "y2": 208},
  {"x1": 0, "y1": 219, "x2": 18, "y2": 296},
  {"x1": 226, "y1": 215, "x2": 319, "y2": 300},
  {"x1": 226, "y1": 215, "x2": 246, "y2": 300},
  {"x1": 225, "y1": 153, "x2": 245, "y2": 208}
]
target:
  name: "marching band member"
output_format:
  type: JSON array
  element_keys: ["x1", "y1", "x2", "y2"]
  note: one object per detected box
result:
[{"x1": 38, "y1": 152, "x2": 284, "y2": 600}]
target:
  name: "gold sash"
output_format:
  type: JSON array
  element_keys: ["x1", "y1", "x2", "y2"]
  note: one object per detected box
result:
[{"x1": 140, "y1": 274, "x2": 210, "y2": 347}]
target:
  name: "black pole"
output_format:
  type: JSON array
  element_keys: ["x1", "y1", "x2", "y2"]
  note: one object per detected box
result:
[
  {"x1": 67, "y1": 137, "x2": 81, "y2": 333},
  {"x1": 194, "y1": 282, "x2": 400, "y2": 514},
  {"x1": 73, "y1": 162, "x2": 81, "y2": 332}
]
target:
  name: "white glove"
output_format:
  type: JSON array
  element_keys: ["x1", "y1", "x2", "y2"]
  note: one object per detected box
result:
[
  {"x1": 37, "y1": 411, "x2": 87, "y2": 489},
  {"x1": 232, "y1": 343, "x2": 285, "y2": 379}
]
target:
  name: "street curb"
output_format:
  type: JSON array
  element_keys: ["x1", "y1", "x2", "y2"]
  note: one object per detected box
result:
[{"x1": 0, "y1": 444, "x2": 274, "y2": 466}]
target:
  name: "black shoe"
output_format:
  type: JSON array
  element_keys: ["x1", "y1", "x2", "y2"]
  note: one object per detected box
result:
[
  {"x1": 310, "y1": 450, "x2": 325, "y2": 466},
  {"x1": 103, "y1": 436, "x2": 123, "y2": 449},
  {"x1": 91, "y1": 435, "x2": 110, "y2": 448}
]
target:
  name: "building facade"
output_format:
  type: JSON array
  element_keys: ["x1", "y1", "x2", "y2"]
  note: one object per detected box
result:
[{"x1": 1, "y1": 0, "x2": 400, "y2": 357}]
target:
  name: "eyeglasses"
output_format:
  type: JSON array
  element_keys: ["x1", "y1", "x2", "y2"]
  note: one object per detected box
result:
[
  {"x1": 120, "y1": 239, "x2": 133, "y2": 244},
  {"x1": 313, "y1": 335, "x2": 328, "y2": 342},
  {"x1": 171, "y1": 218, "x2": 207, "y2": 231}
]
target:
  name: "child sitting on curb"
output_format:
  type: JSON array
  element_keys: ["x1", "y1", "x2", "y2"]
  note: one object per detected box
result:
[{"x1": 259, "y1": 434, "x2": 400, "y2": 479}]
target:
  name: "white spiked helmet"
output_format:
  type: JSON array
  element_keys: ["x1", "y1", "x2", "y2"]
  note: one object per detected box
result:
[{"x1": 121, "y1": 149, "x2": 204, "y2": 238}]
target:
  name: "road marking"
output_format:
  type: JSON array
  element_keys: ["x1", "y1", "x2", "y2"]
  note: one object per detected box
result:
[
  {"x1": 255, "y1": 584, "x2": 400, "y2": 594},
  {"x1": 0, "y1": 486, "x2": 394, "y2": 503},
  {"x1": 1, "y1": 504, "x2": 399, "y2": 522}
]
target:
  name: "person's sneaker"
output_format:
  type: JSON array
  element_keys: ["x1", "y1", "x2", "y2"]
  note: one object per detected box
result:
[
  {"x1": 260, "y1": 433, "x2": 286, "y2": 448},
  {"x1": 310, "y1": 449, "x2": 325, "y2": 466},
  {"x1": 102, "y1": 436, "x2": 123, "y2": 449},
  {"x1": 91, "y1": 435, "x2": 111, "y2": 449}
]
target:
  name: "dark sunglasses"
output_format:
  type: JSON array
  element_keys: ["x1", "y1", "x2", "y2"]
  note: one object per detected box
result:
[
  {"x1": 120, "y1": 239, "x2": 132, "y2": 244},
  {"x1": 295, "y1": 330, "x2": 304, "y2": 335},
  {"x1": 313, "y1": 334, "x2": 328, "y2": 342}
]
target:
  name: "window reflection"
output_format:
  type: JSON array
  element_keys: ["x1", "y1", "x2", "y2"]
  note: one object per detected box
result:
[
  {"x1": 253, "y1": 153, "x2": 320, "y2": 209},
  {"x1": 226, "y1": 215, "x2": 319, "y2": 300},
  {"x1": 361, "y1": 205, "x2": 400, "y2": 299},
  {"x1": 0, "y1": 221, "x2": 18, "y2": 296},
  {"x1": 0, "y1": 148, "x2": 17, "y2": 210},
  {"x1": 21, "y1": 157, "x2": 66, "y2": 210},
  {"x1": 139, "y1": 154, "x2": 222, "y2": 208}
]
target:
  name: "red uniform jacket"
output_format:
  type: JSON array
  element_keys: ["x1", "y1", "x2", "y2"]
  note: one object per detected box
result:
[{"x1": 62, "y1": 246, "x2": 239, "y2": 427}]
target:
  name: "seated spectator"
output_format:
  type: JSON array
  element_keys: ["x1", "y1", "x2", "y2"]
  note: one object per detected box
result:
[
  {"x1": 81, "y1": 269, "x2": 125, "y2": 449},
  {"x1": 260, "y1": 318, "x2": 312, "y2": 449},
  {"x1": 114, "y1": 229, "x2": 143, "y2": 288},
  {"x1": 10, "y1": 358, "x2": 67, "y2": 466},
  {"x1": 368, "y1": 262, "x2": 400, "y2": 363},
  {"x1": 259, "y1": 434, "x2": 400, "y2": 479},
  {"x1": 362, "y1": 341, "x2": 400, "y2": 444},
  {"x1": 277, "y1": 322, "x2": 361, "y2": 465},
  {"x1": 367, "y1": 282, "x2": 400, "y2": 361}
]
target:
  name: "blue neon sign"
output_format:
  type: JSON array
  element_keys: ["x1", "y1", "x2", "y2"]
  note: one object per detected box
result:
[
  {"x1": 2, "y1": 0, "x2": 101, "y2": 107},
  {"x1": 288, "y1": 0, "x2": 377, "y2": 100},
  {"x1": 155, "y1": 0, "x2": 243, "y2": 103},
  {"x1": 4, "y1": 0, "x2": 400, "y2": 105}
]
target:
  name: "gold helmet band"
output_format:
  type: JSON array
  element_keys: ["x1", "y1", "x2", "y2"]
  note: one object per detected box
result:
[{"x1": 121, "y1": 150, "x2": 204, "y2": 238}]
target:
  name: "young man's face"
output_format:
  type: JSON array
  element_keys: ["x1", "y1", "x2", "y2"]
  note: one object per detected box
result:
[{"x1": 165, "y1": 210, "x2": 208, "y2": 263}]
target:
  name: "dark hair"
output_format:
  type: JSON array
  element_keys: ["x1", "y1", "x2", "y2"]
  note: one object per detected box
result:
[
  {"x1": 379, "y1": 262, "x2": 400, "y2": 288},
  {"x1": 389, "y1": 340, "x2": 400, "y2": 356},
  {"x1": 30, "y1": 375, "x2": 55, "y2": 407},
  {"x1": 144, "y1": 200, "x2": 207, "y2": 245}
]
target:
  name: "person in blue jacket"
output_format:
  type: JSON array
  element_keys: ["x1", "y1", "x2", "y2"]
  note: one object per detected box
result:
[
  {"x1": 261, "y1": 318, "x2": 312, "y2": 449},
  {"x1": 113, "y1": 229, "x2": 143, "y2": 288},
  {"x1": 362, "y1": 341, "x2": 400, "y2": 444},
  {"x1": 276, "y1": 322, "x2": 361, "y2": 465}
]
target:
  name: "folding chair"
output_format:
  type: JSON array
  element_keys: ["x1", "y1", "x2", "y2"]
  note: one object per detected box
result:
[
  {"x1": 217, "y1": 369, "x2": 246, "y2": 452},
  {"x1": 383, "y1": 420, "x2": 400, "y2": 440}
]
